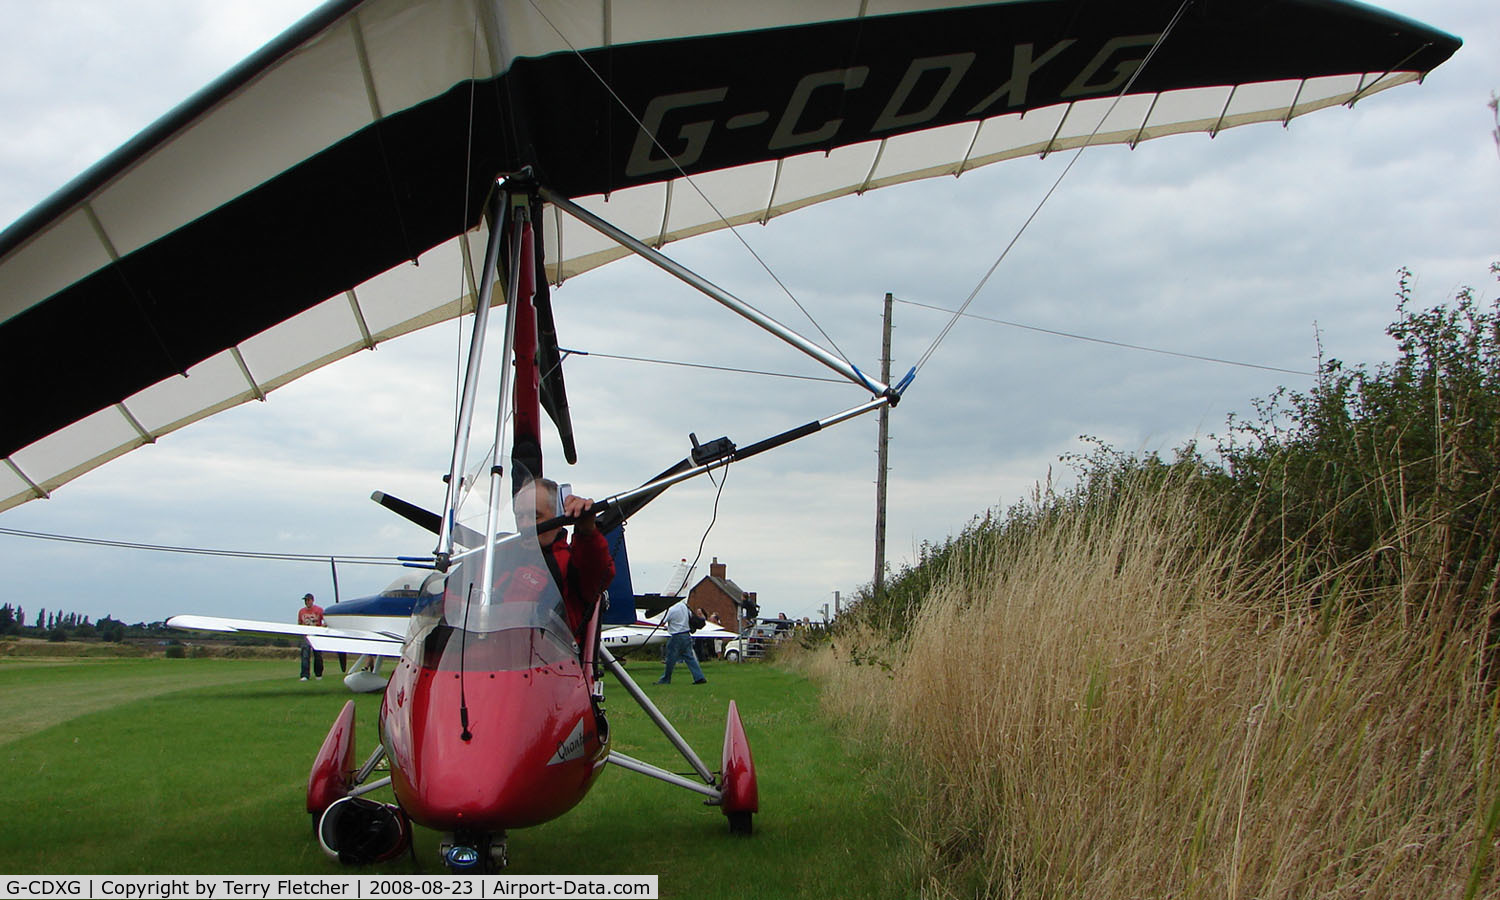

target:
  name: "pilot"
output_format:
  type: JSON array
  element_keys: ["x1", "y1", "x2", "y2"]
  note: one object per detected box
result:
[{"x1": 527, "y1": 478, "x2": 614, "y2": 647}]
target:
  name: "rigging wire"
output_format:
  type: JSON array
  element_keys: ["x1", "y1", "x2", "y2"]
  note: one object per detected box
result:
[
  {"x1": 559, "y1": 348, "x2": 846, "y2": 385},
  {"x1": 911, "y1": 0, "x2": 1196, "y2": 378},
  {"x1": 635, "y1": 458, "x2": 733, "y2": 649},
  {"x1": 448, "y1": 4, "x2": 501, "y2": 521},
  {"x1": 520, "y1": 0, "x2": 857, "y2": 371},
  {"x1": 893, "y1": 296, "x2": 1315, "y2": 377},
  {"x1": 453, "y1": 2, "x2": 485, "y2": 440},
  {"x1": 454, "y1": 339, "x2": 844, "y2": 517},
  {"x1": 0, "y1": 526, "x2": 403, "y2": 566},
  {"x1": 679, "y1": 461, "x2": 730, "y2": 598}
]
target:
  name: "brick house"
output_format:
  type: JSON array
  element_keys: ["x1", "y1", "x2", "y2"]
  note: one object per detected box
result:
[{"x1": 686, "y1": 558, "x2": 759, "y2": 633}]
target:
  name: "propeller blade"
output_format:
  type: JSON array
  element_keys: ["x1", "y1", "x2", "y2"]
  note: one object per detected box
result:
[{"x1": 370, "y1": 491, "x2": 487, "y2": 550}]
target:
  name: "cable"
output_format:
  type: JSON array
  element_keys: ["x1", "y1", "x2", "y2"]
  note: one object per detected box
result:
[
  {"x1": 558, "y1": 348, "x2": 846, "y2": 385},
  {"x1": 0, "y1": 526, "x2": 404, "y2": 566},
  {"x1": 893, "y1": 296, "x2": 1315, "y2": 377},
  {"x1": 634, "y1": 458, "x2": 733, "y2": 650},
  {"x1": 912, "y1": 0, "x2": 1196, "y2": 377},
  {"x1": 676, "y1": 461, "x2": 730, "y2": 599},
  {"x1": 522, "y1": 0, "x2": 856, "y2": 370},
  {"x1": 452, "y1": 5, "x2": 484, "y2": 441}
]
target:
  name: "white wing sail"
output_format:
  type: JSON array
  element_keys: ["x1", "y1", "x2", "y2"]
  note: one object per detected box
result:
[{"x1": 0, "y1": 0, "x2": 1462, "y2": 511}]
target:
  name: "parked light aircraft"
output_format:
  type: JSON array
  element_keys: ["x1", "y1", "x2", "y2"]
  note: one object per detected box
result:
[
  {"x1": 0, "y1": 0, "x2": 1460, "y2": 874},
  {"x1": 168, "y1": 562, "x2": 740, "y2": 693}
]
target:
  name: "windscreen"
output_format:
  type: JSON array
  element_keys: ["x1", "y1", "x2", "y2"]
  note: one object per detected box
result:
[{"x1": 404, "y1": 467, "x2": 575, "y2": 671}]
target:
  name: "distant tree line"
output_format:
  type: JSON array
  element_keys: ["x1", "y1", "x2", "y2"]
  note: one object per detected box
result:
[
  {"x1": 0, "y1": 602, "x2": 296, "y2": 650},
  {"x1": 0, "y1": 602, "x2": 164, "y2": 643}
]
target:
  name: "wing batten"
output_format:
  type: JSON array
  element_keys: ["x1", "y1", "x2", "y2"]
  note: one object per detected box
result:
[
  {"x1": 351, "y1": 11, "x2": 387, "y2": 120},
  {"x1": 346, "y1": 291, "x2": 378, "y2": 351},
  {"x1": 1210, "y1": 85, "x2": 1238, "y2": 138},
  {"x1": 760, "y1": 159, "x2": 783, "y2": 225},
  {"x1": 230, "y1": 347, "x2": 268, "y2": 403},
  {"x1": 4, "y1": 458, "x2": 47, "y2": 503},
  {"x1": 114, "y1": 403, "x2": 154, "y2": 445}
]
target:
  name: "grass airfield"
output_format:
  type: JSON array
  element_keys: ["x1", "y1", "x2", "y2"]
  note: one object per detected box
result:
[{"x1": 0, "y1": 653, "x2": 911, "y2": 898}]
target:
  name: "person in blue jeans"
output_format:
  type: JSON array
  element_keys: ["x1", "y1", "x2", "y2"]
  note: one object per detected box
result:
[
  {"x1": 297, "y1": 592, "x2": 325, "y2": 681},
  {"x1": 655, "y1": 596, "x2": 706, "y2": 685}
]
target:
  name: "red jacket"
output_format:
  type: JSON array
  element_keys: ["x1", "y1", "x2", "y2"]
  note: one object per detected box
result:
[{"x1": 544, "y1": 527, "x2": 615, "y2": 640}]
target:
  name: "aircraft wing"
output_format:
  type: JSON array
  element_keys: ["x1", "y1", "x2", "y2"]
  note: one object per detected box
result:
[
  {"x1": 599, "y1": 624, "x2": 669, "y2": 651},
  {"x1": 0, "y1": 0, "x2": 1461, "y2": 511},
  {"x1": 695, "y1": 623, "x2": 740, "y2": 641},
  {"x1": 600, "y1": 620, "x2": 750, "y2": 654},
  {"x1": 609, "y1": 618, "x2": 739, "y2": 639},
  {"x1": 166, "y1": 614, "x2": 405, "y2": 658},
  {"x1": 305, "y1": 634, "x2": 406, "y2": 657}
]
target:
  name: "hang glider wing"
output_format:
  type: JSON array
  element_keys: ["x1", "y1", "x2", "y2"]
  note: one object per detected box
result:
[
  {"x1": 0, "y1": 0, "x2": 1461, "y2": 511},
  {"x1": 165, "y1": 613, "x2": 406, "y2": 658}
]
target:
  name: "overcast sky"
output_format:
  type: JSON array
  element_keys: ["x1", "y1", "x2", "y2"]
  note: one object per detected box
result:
[{"x1": 0, "y1": 0, "x2": 1495, "y2": 627}]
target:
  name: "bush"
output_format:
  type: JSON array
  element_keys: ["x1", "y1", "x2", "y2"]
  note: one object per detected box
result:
[
  {"x1": 1214, "y1": 265, "x2": 1500, "y2": 620},
  {"x1": 844, "y1": 266, "x2": 1500, "y2": 639},
  {"x1": 820, "y1": 265, "x2": 1500, "y2": 897}
]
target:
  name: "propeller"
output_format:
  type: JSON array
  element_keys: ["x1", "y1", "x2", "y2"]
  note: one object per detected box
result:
[{"x1": 370, "y1": 491, "x2": 487, "y2": 549}]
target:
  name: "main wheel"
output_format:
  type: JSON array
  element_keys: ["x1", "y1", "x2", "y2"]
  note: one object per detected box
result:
[{"x1": 727, "y1": 811, "x2": 753, "y2": 835}]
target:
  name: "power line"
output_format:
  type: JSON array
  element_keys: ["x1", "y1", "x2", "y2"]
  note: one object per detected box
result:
[
  {"x1": 560, "y1": 348, "x2": 846, "y2": 384},
  {"x1": 0, "y1": 348, "x2": 835, "y2": 566},
  {"x1": 0, "y1": 526, "x2": 403, "y2": 566},
  {"x1": 893, "y1": 296, "x2": 1315, "y2": 377}
]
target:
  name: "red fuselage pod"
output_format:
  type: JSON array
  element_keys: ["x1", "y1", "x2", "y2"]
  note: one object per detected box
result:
[{"x1": 380, "y1": 627, "x2": 607, "y2": 831}]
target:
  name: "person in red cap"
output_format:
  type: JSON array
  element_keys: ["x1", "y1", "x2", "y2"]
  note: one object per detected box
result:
[{"x1": 297, "y1": 592, "x2": 325, "y2": 681}]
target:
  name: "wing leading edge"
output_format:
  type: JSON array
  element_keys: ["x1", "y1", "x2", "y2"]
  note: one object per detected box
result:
[{"x1": 165, "y1": 613, "x2": 405, "y2": 658}]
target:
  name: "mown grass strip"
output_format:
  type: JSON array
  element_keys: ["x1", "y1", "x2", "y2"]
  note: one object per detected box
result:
[
  {"x1": 0, "y1": 657, "x2": 291, "y2": 746},
  {"x1": 0, "y1": 656, "x2": 913, "y2": 898}
]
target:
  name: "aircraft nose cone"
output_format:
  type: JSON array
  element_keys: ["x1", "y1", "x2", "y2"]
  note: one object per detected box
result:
[{"x1": 383, "y1": 654, "x2": 604, "y2": 830}]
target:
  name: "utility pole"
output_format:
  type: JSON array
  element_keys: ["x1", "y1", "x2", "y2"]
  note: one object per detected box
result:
[{"x1": 874, "y1": 292, "x2": 893, "y2": 604}]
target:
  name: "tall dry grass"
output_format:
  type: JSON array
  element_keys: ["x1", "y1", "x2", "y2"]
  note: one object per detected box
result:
[{"x1": 812, "y1": 471, "x2": 1500, "y2": 899}]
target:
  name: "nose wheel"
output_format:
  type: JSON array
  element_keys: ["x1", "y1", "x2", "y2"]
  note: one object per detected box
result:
[{"x1": 442, "y1": 831, "x2": 507, "y2": 873}]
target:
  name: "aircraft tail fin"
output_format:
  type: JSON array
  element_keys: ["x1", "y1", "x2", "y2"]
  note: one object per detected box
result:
[
  {"x1": 663, "y1": 558, "x2": 694, "y2": 597},
  {"x1": 602, "y1": 526, "x2": 636, "y2": 626}
]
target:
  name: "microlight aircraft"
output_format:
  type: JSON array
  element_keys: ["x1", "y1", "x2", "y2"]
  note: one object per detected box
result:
[{"x1": 0, "y1": 0, "x2": 1460, "y2": 874}]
